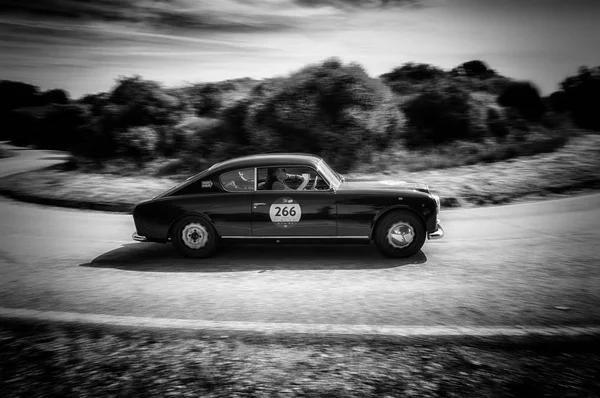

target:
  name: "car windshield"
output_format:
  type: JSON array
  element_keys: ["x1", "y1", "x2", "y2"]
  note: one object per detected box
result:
[{"x1": 317, "y1": 160, "x2": 341, "y2": 190}]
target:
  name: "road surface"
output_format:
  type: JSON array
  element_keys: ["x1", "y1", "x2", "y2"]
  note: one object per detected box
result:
[{"x1": 1, "y1": 146, "x2": 599, "y2": 329}]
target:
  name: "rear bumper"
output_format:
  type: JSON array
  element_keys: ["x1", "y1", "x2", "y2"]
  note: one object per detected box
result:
[
  {"x1": 428, "y1": 222, "x2": 444, "y2": 240},
  {"x1": 132, "y1": 231, "x2": 148, "y2": 242}
]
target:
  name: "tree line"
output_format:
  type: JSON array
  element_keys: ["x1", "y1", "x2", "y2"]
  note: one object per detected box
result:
[{"x1": 1, "y1": 60, "x2": 598, "y2": 172}]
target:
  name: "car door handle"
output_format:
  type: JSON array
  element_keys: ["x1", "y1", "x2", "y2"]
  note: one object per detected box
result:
[{"x1": 253, "y1": 202, "x2": 267, "y2": 209}]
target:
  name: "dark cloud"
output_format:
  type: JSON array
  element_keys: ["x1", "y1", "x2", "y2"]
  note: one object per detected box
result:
[
  {"x1": 292, "y1": 0, "x2": 420, "y2": 9},
  {"x1": 0, "y1": 0, "x2": 294, "y2": 32}
]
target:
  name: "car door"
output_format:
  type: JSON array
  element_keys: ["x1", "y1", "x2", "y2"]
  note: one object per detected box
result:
[{"x1": 251, "y1": 166, "x2": 337, "y2": 236}]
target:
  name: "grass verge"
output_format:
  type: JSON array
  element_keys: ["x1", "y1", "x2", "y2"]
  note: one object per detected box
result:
[
  {"x1": 2, "y1": 319, "x2": 600, "y2": 397},
  {"x1": 0, "y1": 146, "x2": 13, "y2": 159},
  {"x1": 0, "y1": 134, "x2": 599, "y2": 212}
]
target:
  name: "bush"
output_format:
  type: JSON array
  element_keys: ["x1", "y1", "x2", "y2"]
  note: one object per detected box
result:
[
  {"x1": 40, "y1": 104, "x2": 90, "y2": 149},
  {"x1": 114, "y1": 126, "x2": 159, "y2": 161},
  {"x1": 0, "y1": 81, "x2": 41, "y2": 112},
  {"x1": 560, "y1": 66, "x2": 600, "y2": 130},
  {"x1": 220, "y1": 100, "x2": 252, "y2": 146},
  {"x1": 380, "y1": 63, "x2": 445, "y2": 83},
  {"x1": 242, "y1": 59, "x2": 402, "y2": 171},
  {"x1": 42, "y1": 89, "x2": 69, "y2": 105},
  {"x1": 486, "y1": 107, "x2": 509, "y2": 139},
  {"x1": 188, "y1": 83, "x2": 223, "y2": 117},
  {"x1": 108, "y1": 76, "x2": 182, "y2": 127},
  {"x1": 498, "y1": 81, "x2": 545, "y2": 121},
  {"x1": 452, "y1": 60, "x2": 496, "y2": 78},
  {"x1": 401, "y1": 85, "x2": 473, "y2": 147},
  {"x1": 548, "y1": 91, "x2": 568, "y2": 112}
]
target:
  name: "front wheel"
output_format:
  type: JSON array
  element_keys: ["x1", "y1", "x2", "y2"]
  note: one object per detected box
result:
[
  {"x1": 374, "y1": 211, "x2": 426, "y2": 258},
  {"x1": 171, "y1": 216, "x2": 219, "y2": 258}
]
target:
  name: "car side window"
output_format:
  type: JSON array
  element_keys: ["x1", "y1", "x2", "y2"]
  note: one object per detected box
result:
[
  {"x1": 257, "y1": 166, "x2": 330, "y2": 191},
  {"x1": 219, "y1": 168, "x2": 255, "y2": 192}
]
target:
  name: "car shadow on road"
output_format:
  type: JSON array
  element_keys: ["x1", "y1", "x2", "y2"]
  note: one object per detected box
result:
[{"x1": 79, "y1": 242, "x2": 427, "y2": 272}]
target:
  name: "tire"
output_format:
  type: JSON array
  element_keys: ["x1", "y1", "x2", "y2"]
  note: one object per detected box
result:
[
  {"x1": 171, "y1": 216, "x2": 219, "y2": 259},
  {"x1": 374, "y1": 210, "x2": 426, "y2": 258}
]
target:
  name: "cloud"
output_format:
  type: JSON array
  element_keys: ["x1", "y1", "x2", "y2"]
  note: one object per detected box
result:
[
  {"x1": 291, "y1": 0, "x2": 421, "y2": 9},
  {"x1": 0, "y1": 0, "x2": 296, "y2": 32}
]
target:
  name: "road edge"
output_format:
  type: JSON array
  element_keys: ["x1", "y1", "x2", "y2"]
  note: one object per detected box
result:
[{"x1": 3, "y1": 307, "x2": 600, "y2": 342}]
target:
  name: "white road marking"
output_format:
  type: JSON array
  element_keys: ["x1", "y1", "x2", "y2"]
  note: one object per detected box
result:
[{"x1": 2, "y1": 307, "x2": 600, "y2": 337}]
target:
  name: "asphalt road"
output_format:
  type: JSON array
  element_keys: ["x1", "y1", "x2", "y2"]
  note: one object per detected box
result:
[{"x1": 1, "y1": 146, "x2": 599, "y2": 328}]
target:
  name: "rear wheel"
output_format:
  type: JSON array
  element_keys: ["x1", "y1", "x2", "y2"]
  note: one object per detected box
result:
[
  {"x1": 374, "y1": 211, "x2": 426, "y2": 258},
  {"x1": 171, "y1": 216, "x2": 219, "y2": 258}
]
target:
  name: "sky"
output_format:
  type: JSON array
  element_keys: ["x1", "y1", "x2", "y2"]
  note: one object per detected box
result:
[{"x1": 0, "y1": 0, "x2": 598, "y2": 98}]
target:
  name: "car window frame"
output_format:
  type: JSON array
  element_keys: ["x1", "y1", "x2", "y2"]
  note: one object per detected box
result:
[
  {"x1": 316, "y1": 160, "x2": 341, "y2": 191},
  {"x1": 256, "y1": 164, "x2": 334, "y2": 192}
]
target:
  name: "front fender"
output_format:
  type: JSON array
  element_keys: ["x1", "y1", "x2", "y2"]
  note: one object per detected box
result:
[{"x1": 371, "y1": 205, "x2": 427, "y2": 239}]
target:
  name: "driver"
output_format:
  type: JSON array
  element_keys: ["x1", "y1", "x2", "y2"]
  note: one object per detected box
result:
[{"x1": 268, "y1": 168, "x2": 310, "y2": 191}]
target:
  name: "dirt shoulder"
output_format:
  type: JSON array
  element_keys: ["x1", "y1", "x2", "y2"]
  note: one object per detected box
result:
[
  {"x1": 2, "y1": 319, "x2": 599, "y2": 398},
  {"x1": 0, "y1": 134, "x2": 599, "y2": 213}
]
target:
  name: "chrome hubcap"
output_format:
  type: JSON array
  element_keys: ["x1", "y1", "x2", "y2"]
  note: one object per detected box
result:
[
  {"x1": 181, "y1": 223, "x2": 209, "y2": 249},
  {"x1": 387, "y1": 221, "x2": 415, "y2": 249}
]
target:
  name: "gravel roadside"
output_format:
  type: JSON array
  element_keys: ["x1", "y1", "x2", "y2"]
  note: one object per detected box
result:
[{"x1": 2, "y1": 319, "x2": 600, "y2": 398}]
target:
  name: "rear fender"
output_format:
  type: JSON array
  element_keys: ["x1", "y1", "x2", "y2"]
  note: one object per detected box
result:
[{"x1": 167, "y1": 212, "x2": 217, "y2": 241}]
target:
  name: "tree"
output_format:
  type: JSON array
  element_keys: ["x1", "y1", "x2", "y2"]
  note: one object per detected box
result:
[
  {"x1": 497, "y1": 81, "x2": 545, "y2": 121},
  {"x1": 108, "y1": 76, "x2": 181, "y2": 127},
  {"x1": 0, "y1": 80, "x2": 41, "y2": 112},
  {"x1": 380, "y1": 63, "x2": 445, "y2": 82},
  {"x1": 42, "y1": 89, "x2": 69, "y2": 105},
  {"x1": 243, "y1": 59, "x2": 402, "y2": 171},
  {"x1": 453, "y1": 60, "x2": 495, "y2": 78},
  {"x1": 402, "y1": 85, "x2": 473, "y2": 147},
  {"x1": 560, "y1": 65, "x2": 600, "y2": 130},
  {"x1": 548, "y1": 91, "x2": 568, "y2": 112}
]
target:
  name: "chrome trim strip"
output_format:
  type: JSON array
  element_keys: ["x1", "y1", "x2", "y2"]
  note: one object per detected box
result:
[
  {"x1": 221, "y1": 236, "x2": 370, "y2": 239},
  {"x1": 132, "y1": 232, "x2": 147, "y2": 242}
]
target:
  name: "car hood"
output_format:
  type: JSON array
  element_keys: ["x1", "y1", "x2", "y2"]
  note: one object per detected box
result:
[{"x1": 341, "y1": 178, "x2": 430, "y2": 194}]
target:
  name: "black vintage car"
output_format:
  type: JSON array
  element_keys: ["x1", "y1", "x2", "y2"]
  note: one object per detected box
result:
[{"x1": 132, "y1": 153, "x2": 443, "y2": 258}]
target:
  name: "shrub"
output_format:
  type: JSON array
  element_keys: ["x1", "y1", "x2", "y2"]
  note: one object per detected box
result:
[
  {"x1": 548, "y1": 91, "x2": 568, "y2": 112},
  {"x1": 0, "y1": 80, "x2": 41, "y2": 112},
  {"x1": 498, "y1": 81, "x2": 545, "y2": 121},
  {"x1": 560, "y1": 66, "x2": 600, "y2": 130},
  {"x1": 486, "y1": 107, "x2": 509, "y2": 139},
  {"x1": 401, "y1": 85, "x2": 473, "y2": 147},
  {"x1": 108, "y1": 76, "x2": 182, "y2": 127},
  {"x1": 243, "y1": 59, "x2": 402, "y2": 171},
  {"x1": 188, "y1": 83, "x2": 223, "y2": 117},
  {"x1": 42, "y1": 89, "x2": 69, "y2": 105},
  {"x1": 380, "y1": 63, "x2": 445, "y2": 83},
  {"x1": 170, "y1": 117, "x2": 222, "y2": 156},
  {"x1": 39, "y1": 104, "x2": 90, "y2": 150},
  {"x1": 220, "y1": 100, "x2": 252, "y2": 146},
  {"x1": 452, "y1": 60, "x2": 495, "y2": 78},
  {"x1": 114, "y1": 126, "x2": 159, "y2": 161}
]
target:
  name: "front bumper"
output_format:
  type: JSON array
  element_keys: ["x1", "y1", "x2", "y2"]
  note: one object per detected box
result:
[
  {"x1": 132, "y1": 231, "x2": 148, "y2": 242},
  {"x1": 428, "y1": 222, "x2": 444, "y2": 240}
]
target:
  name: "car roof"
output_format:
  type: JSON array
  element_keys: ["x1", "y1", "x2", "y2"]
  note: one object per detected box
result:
[{"x1": 209, "y1": 153, "x2": 323, "y2": 172}]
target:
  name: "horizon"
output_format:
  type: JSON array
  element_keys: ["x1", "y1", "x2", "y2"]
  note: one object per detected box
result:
[{"x1": 1, "y1": 0, "x2": 599, "y2": 98}]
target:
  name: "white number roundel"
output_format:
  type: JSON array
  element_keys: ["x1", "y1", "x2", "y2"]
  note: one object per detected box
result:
[{"x1": 269, "y1": 197, "x2": 302, "y2": 228}]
